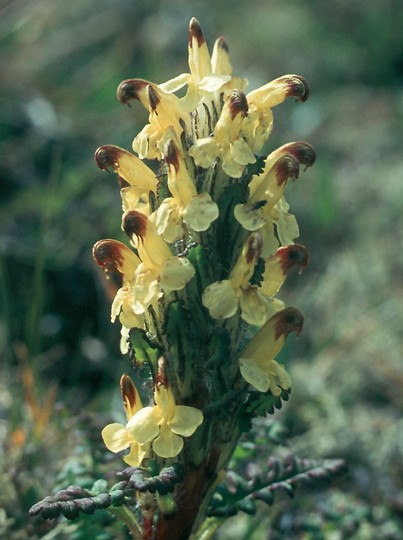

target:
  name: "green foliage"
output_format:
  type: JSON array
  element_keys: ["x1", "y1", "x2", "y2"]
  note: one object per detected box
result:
[
  {"x1": 208, "y1": 456, "x2": 346, "y2": 518},
  {"x1": 29, "y1": 463, "x2": 184, "y2": 521},
  {"x1": 128, "y1": 328, "x2": 161, "y2": 371}
]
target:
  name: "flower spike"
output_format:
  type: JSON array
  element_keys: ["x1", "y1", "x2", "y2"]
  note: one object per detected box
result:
[{"x1": 91, "y1": 20, "x2": 316, "y2": 515}]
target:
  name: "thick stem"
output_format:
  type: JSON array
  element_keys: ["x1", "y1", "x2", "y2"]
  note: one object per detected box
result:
[{"x1": 155, "y1": 452, "x2": 220, "y2": 540}]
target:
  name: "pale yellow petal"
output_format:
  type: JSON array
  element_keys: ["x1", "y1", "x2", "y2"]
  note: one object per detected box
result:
[
  {"x1": 234, "y1": 203, "x2": 266, "y2": 231},
  {"x1": 239, "y1": 288, "x2": 271, "y2": 326},
  {"x1": 132, "y1": 265, "x2": 162, "y2": 313},
  {"x1": 159, "y1": 73, "x2": 190, "y2": 93},
  {"x1": 202, "y1": 280, "x2": 239, "y2": 319},
  {"x1": 101, "y1": 423, "x2": 132, "y2": 453},
  {"x1": 127, "y1": 407, "x2": 160, "y2": 444},
  {"x1": 229, "y1": 138, "x2": 256, "y2": 166},
  {"x1": 272, "y1": 199, "x2": 300, "y2": 245},
  {"x1": 123, "y1": 443, "x2": 148, "y2": 467},
  {"x1": 169, "y1": 406, "x2": 203, "y2": 436},
  {"x1": 211, "y1": 37, "x2": 232, "y2": 75},
  {"x1": 153, "y1": 423, "x2": 184, "y2": 458},
  {"x1": 188, "y1": 138, "x2": 217, "y2": 168},
  {"x1": 182, "y1": 193, "x2": 219, "y2": 231},
  {"x1": 198, "y1": 74, "x2": 231, "y2": 92},
  {"x1": 221, "y1": 152, "x2": 245, "y2": 178},
  {"x1": 159, "y1": 257, "x2": 195, "y2": 291},
  {"x1": 239, "y1": 357, "x2": 272, "y2": 392},
  {"x1": 239, "y1": 357, "x2": 290, "y2": 394},
  {"x1": 260, "y1": 259, "x2": 285, "y2": 298},
  {"x1": 154, "y1": 198, "x2": 183, "y2": 243}
]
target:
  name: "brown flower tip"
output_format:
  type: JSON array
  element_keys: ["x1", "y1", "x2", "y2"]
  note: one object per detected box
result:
[
  {"x1": 284, "y1": 75, "x2": 310, "y2": 102},
  {"x1": 93, "y1": 239, "x2": 125, "y2": 274},
  {"x1": 274, "y1": 155, "x2": 300, "y2": 186},
  {"x1": 276, "y1": 244, "x2": 309, "y2": 274},
  {"x1": 117, "y1": 79, "x2": 148, "y2": 105},
  {"x1": 282, "y1": 142, "x2": 316, "y2": 170},
  {"x1": 122, "y1": 210, "x2": 148, "y2": 240},
  {"x1": 273, "y1": 307, "x2": 304, "y2": 340},
  {"x1": 216, "y1": 36, "x2": 229, "y2": 54},
  {"x1": 146, "y1": 84, "x2": 160, "y2": 113},
  {"x1": 94, "y1": 145, "x2": 120, "y2": 172},
  {"x1": 244, "y1": 232, "x2": 263, "y2": 265},
  {"x1": 189, "y1": 17, "x2": 205, "y2": 48},
  {"x1": 228, "y1": 90, "x2": 248, "y2": 120},
  {"x1": 164, "y1": 140, "x2": 180, "y2": 172},
  {"x1": 120, "y1": 374, "x2": 138, "y2": 409}
]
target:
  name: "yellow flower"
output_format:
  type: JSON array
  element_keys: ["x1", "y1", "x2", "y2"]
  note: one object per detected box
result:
[
  {"x1": 117, "y1": 79, "x2": 191, "y2": 160},
  {"x1": 248, "y1": 141, "x2": 316, "y2": 197},
  {"x1": 94, "y1": 145, "x2": 158, "y2": 214},
  {"x1": 154, "y1": 138, "x2": 219, "y2": 242},
  {"x1": 234, "y1": 154, "x2": 300, "y2": 232},
  {"x1": 243, "y1": 75, "x2": 310, "y2": 153},
  {"x1": 92, "y1": 239, "x2": 144, "y2": 352},
  {"x1": 189, "y1": 90, "x2": 256, "y2": 178},
  {"x1": 127, "y1": 383, "x2": 203, "y2": 459},
  {"x1": 101, "y1": 375, "x2": 148, "y2": 466},
  {"x1": 202, "y1": 232, "x2": 278, "y2": 325},
  {"x1": 122, "y1": 211, "x2": 195, "y2": 313},
  {"x1": 234, "y1": 142, "x2": 315, "y2": 256},
  {"x1": 261, "y1": 244, "x2": 309, "y2": 298},
  {"x1": 239, "y1": 308, "x2": 304, "y2": 393}
]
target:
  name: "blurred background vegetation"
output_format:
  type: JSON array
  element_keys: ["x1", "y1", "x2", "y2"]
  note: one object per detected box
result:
[{"x1": 1, "y1": 0, "x2": 403, "y2": 538}]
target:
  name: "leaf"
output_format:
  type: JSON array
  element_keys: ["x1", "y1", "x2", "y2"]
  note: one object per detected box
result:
[
  {"x1": 120, "y1": 463, "x2": 185, "y2": 495},
  {"x1": 215, "y1": 181, "x2": 248, "y2": 278},
  {"x1": 29, "y1": 464, "x2": 185, "y2": 521},
  {"x1": 208, "y1": 455, "x2": 346, "y2": 517},
  {"x1": 245, "y1": 388, "x2": 290, "y2": 416},
  {"x1": 243, "y1": 154, "x2": 266, "y2": 179},
  {"x1": 249, "y1": 256, "x2": 265, "y2": 287},
  {"x1": 128, "y1": 328, "x2": 161, "y2": 369},
  {"x1": 165, "y1": 300, "x2": 207, "y2": 381}
]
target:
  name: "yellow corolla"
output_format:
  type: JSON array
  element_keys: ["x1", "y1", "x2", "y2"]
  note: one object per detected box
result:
[
  {"x1": 127, "y1": 384, "x2": 204, "y2": 459},
  {"x1": 101, "y1": 375, "x2": 148, "y2": 467},
  {"x1": 155, "y1": 137, "x2": 219, "y2": 242},
  {"x1": 122, "y1": 210, "x2": 195, "y2": 314},
  {"x1": 239, "y1": 308, "x2": 304, "y2": 393},
  {"x1": 202, "y1": 232, "x2": 278, "y2": 326}
]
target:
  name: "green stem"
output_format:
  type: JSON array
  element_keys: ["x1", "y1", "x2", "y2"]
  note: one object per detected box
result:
[
  {"x1": 190, "y1": 517, "x2": 222, "y2": 540},
  {"x1": 109, "y1": 505, "x2": 143, "y2": 539}
]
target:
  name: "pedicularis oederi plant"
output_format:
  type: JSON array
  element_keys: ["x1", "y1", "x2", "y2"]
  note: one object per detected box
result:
[{"x1": 30, "y1": 18, "x2": 345, "y2": 540}]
